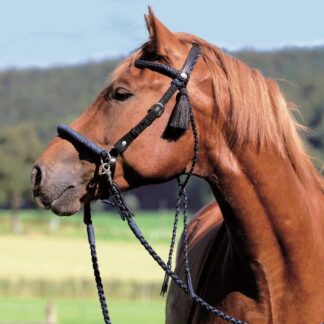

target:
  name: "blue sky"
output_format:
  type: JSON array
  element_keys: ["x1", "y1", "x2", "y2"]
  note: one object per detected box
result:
[{"x1": 0, "y1": 0, "x2": 323, "y2": 69}]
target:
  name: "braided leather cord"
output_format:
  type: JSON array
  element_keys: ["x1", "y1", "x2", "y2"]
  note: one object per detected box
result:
[
  {"x1": 101, "y1": 180, "x2": 246, "y2": 323},
  {"x1": 182, "y1": 43, "x2": 201, "y2": 78},
  {"x1": 126, "y1": 218, "x2": 247, "y2": 324},
  {"x1": 162, "y1": 96, "x2": 199, "y2": 297},
  {"x1": 182, "y1": 187, "x2": 195, "y2": 299},
  {"x1": 135, "y1": 60, "x2": 181, "y2": 80},
  {"x1": 160, "y1": 187, "x2": 180, "y2": 296},
  {"x1": 84, "y1": 204, "x2": 111, "y2": 324},
  {"x1": 109, "y1": 183, "x2": 134, "y2": 220},
  {"x1": 57, "y1": 124, "x2": 108, "y2": 161}
]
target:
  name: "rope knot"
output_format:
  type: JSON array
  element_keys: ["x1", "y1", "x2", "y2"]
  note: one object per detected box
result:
[{"x1": 171, "y1": 78, "x2": 186, "y2": 89}]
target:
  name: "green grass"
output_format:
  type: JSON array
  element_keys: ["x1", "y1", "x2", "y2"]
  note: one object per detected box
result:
[
  {"x1": 0, "y1": 209, "x2": 175, "y2": 321},
  {"x1": 0, "y1": 211, "x2": 174, "y2": 298},
  {"x1": 0, "y1": 209, "x2": 181, "y2": 244},
  {"x1": 0, "y1": 209, "x2": 175, "y2": 284},
  {"x1": 0, "y1": 296, "x2": 165, "y2": 324}
]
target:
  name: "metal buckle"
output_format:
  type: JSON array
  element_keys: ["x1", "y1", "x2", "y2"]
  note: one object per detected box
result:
[{"x1": 100, "y1": 153, "x2": 113, "y2": 185}]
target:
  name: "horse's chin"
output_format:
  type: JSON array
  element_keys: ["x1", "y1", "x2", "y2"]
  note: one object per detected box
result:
[
  {"x1": 49, "y1": 187, "x2": 82, "y2": 216},
  {"x1": 51, "y1": 199, "x2": 81, "y2": 216},
  {"x1": 32, "y1": 187, "x2": 79, "y2": 216}
]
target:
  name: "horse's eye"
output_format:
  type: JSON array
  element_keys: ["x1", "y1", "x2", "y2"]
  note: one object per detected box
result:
[{"x1": 110, "y1": 87, "x2": 133, "y2": 102}]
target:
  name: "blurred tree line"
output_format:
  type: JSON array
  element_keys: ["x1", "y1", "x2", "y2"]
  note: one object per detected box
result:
[{"x1": 0, "y1": 47, "x2": 323, "y2": 212}]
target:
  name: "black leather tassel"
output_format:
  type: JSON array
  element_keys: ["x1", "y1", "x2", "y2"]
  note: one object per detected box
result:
[
  {"x1": 168, "y1": 88, "x2": 190, "y2": 130},
  {"x1": 160, "y1": 272, "x2": 170, "y2": 296}
]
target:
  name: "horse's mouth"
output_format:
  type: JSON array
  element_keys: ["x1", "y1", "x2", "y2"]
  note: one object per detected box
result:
[
  {"x1": 50, "y1": 186, "x2": 82, "y2": 216},
  {"x1": 33, "y1": 174, "x2": 110, "y2": 216},
  {"x1": 34, "y1": 186, "x2": 82, "y2": 216}
]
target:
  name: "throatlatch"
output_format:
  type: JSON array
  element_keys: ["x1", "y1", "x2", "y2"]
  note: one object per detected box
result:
[{"x1": 57, "y1": 43, "x2": 247, "y2": 324}]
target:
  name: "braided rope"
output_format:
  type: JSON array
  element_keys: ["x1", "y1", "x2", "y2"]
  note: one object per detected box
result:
[
  {"x1": 125, "y1": 217, "x2": 247, "y2": 324},
  {"x1": 85, "y1": 152, "x2": 247, "y2": 323},
  {"x1": 182, "y1": 187, "x2": 195, "y2": 300},
  {"x1": 166, "y1": 188, "x2": 181, "y2": 268},
  {"x1": 160, "y1": 184, "x2": 181, "y2": 296},
  {"x1": 101, "y1": 181, "x2": 246, "y2": 323},
  {"x1": 161, "y1": 91, "x2": 199, "y2": 296},
  {"x1": 187, "y1": 46, "x2": 201, "y2": 76},
  {"x1": 84, "y1": 204, "x2": 111, "y2": 324},
  {"x1": 135, "y1": 60, "x2": 181, "y2": 80}
]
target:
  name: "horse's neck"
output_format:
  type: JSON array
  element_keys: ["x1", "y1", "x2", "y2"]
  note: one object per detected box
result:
[{"x1": 207, "y1": 146, "x2": 324, "y2": 294}]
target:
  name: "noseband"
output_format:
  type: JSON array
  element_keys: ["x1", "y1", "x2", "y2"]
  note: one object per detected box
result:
[{"x1": 56, "y1": 43, "x2": 246, "y2": 324}]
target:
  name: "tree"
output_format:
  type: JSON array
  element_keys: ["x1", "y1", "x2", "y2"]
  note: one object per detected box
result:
[{"x1": 0, "y1": 123, "x2": 42, "y2": 232}]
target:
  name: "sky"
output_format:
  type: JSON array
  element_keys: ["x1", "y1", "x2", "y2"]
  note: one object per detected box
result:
[{"x1": 0, "y1": 0, "x2": 323, "y2": 70}]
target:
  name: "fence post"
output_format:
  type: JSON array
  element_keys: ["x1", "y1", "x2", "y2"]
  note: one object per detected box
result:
[{"x1": 45, "y1": 301, "x2": 57, "y2": 324}]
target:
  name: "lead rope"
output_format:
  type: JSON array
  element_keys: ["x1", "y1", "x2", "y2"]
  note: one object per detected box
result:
[
  {"x1": 161, "y1": 91, "x2": 198, "y2": 299},
  {"x1": 160, "y1": 179, "x2": 181, "y2": 296},
  {"x1": 84, "y1": 203, "x2": 111, "y2": 324}
]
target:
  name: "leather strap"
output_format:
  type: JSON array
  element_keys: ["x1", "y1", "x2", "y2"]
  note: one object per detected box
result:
[
  {"x1": 180, "y1": 42, "x2": 201, "y2": 79},
  {"x1": 108, "y1": 43, "x2": 201, "y2": 177},
  {"x1": 110, "y1": 103, "x2": 166, "y2": 156}
]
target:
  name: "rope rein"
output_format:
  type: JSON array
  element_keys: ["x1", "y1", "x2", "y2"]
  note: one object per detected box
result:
[{"x1": 84, "y1": 204, "x2": 111, "y2": 324}]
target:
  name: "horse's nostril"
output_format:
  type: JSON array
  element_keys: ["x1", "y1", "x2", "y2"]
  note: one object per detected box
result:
[{"x1": 31, "y1": 165, "x2": 43, "y2": 190}]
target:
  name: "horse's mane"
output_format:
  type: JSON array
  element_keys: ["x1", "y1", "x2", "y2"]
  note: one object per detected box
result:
[
  {"x1": 176, "y1": 33, "x2": 324, "y2": 192},
  {"x1": 111, "y1": 33, "x2": 324, "y2": 192}
]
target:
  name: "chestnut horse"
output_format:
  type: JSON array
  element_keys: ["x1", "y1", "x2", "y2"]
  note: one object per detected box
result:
[{"x1": 32, "y1": 8, "x2": 324, "y2": 324}]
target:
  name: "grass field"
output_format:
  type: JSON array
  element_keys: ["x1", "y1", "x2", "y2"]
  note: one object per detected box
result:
[
  {"x1": 0, "y1": 236, "x2": 168, "y2": 283},
  {"x1": 0, "y1": 209, "x2": 178, "y2": 322},
  {"x1": 0, "y1": 297, "x2": 165, "y2": 324}
]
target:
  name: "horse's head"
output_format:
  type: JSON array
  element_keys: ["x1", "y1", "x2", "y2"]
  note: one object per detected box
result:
[{"x1": 32, "y1": 8, "x2": 215, "y2": 216}]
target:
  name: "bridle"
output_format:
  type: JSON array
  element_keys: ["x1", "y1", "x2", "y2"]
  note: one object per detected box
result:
[
  {"x1": 58, "y1": 42, "x2": 201, "y2": 180},
  {"x1": 57, "y1": 43, "x2": 246, "y2": 324}
]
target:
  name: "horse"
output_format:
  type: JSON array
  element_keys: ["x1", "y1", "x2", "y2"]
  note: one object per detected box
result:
[{"x1": 31, "y1": 7, "x2": 324, "y2": 323}]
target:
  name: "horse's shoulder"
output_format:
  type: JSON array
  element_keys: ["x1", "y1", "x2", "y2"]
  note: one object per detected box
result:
[
  {"x1": 187, "y1": 201, "x2": 223, "y2": 246},
  {"x1": 166, "y1": 202, "x2": 223, "y2": 324}
]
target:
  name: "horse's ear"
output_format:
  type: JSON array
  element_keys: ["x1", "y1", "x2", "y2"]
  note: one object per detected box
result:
[{"x1": 145, "y1": 6, "x2": 181, "y2": 58}]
